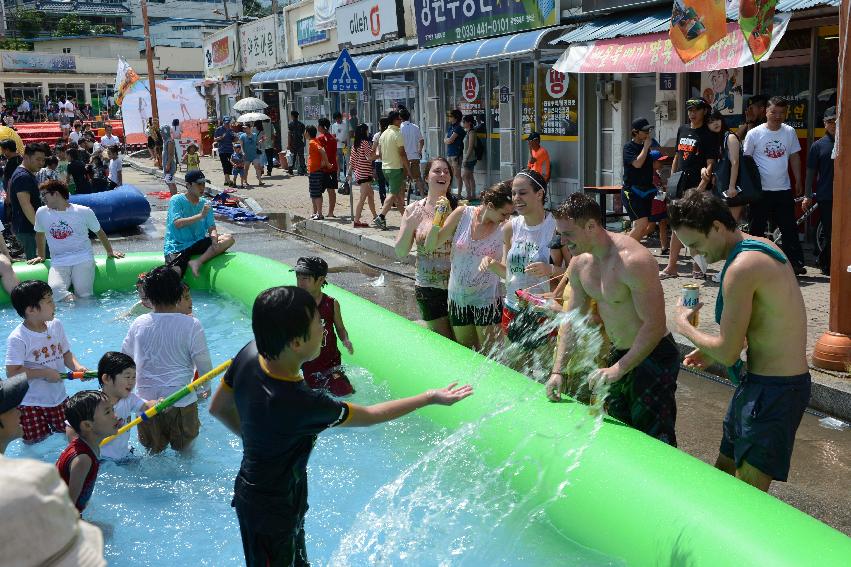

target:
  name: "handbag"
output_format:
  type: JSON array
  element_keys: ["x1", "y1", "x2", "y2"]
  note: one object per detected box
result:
[
  {"x1": 337, "y1": 180, "x2": 351, "y2": 195},
  {"x1": 714, "y1": 134, "x2": 762, "y2": 206}
]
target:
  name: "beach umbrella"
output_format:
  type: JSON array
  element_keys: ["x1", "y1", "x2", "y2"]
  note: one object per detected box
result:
[
  {"x1": 233, "y1": 97, "x2": 268, "y2": 112},
  {"x1": 0, "y1": 126, "x2": 24, "y2": 155},
  {"x1": 235, "y1": 112, "x2": 270, "y2": 123}
]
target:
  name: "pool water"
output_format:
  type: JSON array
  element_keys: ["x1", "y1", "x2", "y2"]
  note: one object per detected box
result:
[{"x1": 3, "y1": 292, "x2": 616, "y2": 566}]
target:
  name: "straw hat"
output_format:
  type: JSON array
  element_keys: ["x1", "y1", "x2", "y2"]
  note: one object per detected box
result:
[{"x1": 0, "y1": 456, "x2": 106, "y2": 567}]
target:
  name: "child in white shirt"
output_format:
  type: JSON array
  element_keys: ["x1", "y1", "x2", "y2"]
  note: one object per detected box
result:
[{"x1": 96, "y1": 352, "x2": 155, "y2": 462}]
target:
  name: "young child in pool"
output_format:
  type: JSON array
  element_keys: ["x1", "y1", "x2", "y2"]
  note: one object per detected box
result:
[
  {"x1": 96, "y1": 352, "x2": 156, "y2": 462},
  {"x1": 293, "y1": 256, "x2": 355, "y2": 396},
  {"x1": 209, "y1": 285, "x2": 473, "y2": 567},
  {"x1": 121, "y1": 266, "x2": 211, "y2": 454},
  {"x1": 5, "y1": 280, "x2": 89, "y2": 445},
  {"x1": 56, "y1": 390, "x2": 119, "y2": 514}
]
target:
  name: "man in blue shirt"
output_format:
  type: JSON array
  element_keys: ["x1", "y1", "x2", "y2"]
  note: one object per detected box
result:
[
  {"x1": 803, "y1": 106, "x2": 836, "y2": 275},
  {"x1": 164, "y1": 170, "x2": 234, "y2": 278},
  {"x1": 444, "y1": 109, "x2": 465, "y2": 196},
  {"x1": 214, "y1": 117, "x2": 237, "y2": 187}
]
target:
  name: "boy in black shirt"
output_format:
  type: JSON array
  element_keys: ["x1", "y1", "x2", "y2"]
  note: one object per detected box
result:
[
  {"x1": 661, "y1": 98, "x2": 718, "y2": 279},
  {"x1": 210, "y1": 286, "x2": 472, "y2": 567}
]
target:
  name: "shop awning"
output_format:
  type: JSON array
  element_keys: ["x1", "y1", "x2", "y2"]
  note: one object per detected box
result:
[
  {"x1": 250, "y1": 54, "x2": 383, "y2": 84},
  {"x1": 374, "y1": 27, "x2": 564, "y2": 74}
]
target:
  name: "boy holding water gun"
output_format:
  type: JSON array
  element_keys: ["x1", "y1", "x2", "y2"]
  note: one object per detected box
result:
[
  {"x1": 96, "y1": 352, "x2": 156, "y2": 462},
  {"x1": 210, "y1": 286, "x2": 473, "y2": 567},
  {"x1": 5, "y1": 280, "x2": 89, "y2": 444}
]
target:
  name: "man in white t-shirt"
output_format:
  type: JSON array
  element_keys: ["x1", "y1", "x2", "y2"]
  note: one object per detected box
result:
[
  {"x1": 64, "y1": 97, "x2": 76, "y2": 120},
  {"x1": 399, "y1": 107, "x2": 425, "y2": 196},
  {"x1": 121, "y1": 266, "x2": 213, "y2": 454},
  {"x1": 330, "y1": 112, "x2": 351, "y2": 180},
  {"x1": 743, "y1": 96, "x2": 806, "y2": 274},
  {"x1": 107, "y1": 146, "x2": 122, "y2": 188},
  {"x1": 99, "y1": 124, "x2": 120, "y2": 149},
  {"x1": 29, "y1": 180, "x2": 124, "y2": 300},
  {"x1": 68, "y1": 122, "x2": 82, "y2": 145}
]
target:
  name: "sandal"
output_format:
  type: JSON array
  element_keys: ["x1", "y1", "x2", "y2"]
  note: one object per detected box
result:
[
  {"x1": 692, "y1": 271, "x2": 707, "y2": 280},
  {"x1": 658, "y1": 271, "x2": 679, "y2": 280}
]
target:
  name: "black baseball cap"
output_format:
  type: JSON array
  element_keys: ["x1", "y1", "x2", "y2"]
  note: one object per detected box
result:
[
  {"x1": 685, "y1": 98, "x2": 710, "y2": 110},
  {"x1": 746, "y1": 94, "x2": 769, "y2": 108},
  {"x1": 0, "y1": 374, "x2": 29, "y2": 414},
  {"x1": 527, "y1": 131, "x2": 541, "y2": 142},
  {"x1": 185, "y1": 170, "x2": 207, "y2": 185},
  {"x1": 824, "y1": 106, "x2": 837, "y2": 120},
  {"x1": 631, "y1": 117, "x2": 653, "y2": 132},
  {"x1": 292, "y1": 256, "x2": 328, "y2": 277}
]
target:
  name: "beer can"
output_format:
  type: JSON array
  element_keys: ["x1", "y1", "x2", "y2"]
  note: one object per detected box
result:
[{"x1": 682, "y1": 283, "x2": 700, "y2": 326}]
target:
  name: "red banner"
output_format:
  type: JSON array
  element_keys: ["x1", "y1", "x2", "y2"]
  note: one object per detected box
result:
[{"x1": 670, "y1": 0, "x2": 728, "y2": 63}]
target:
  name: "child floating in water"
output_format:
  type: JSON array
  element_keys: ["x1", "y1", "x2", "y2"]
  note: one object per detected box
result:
[
  {"x1": 209, "y1": 285, "x2": 473, "y2": 567},
  {"x1": 293, "y1": 256, "x2": 355, "y2": 396},
  {"x1": 56, "y1": 390, "x2": 118, "y2": 514},
  {"x1": 96, "y1": 352, "x2": 155, "y2": 462}
]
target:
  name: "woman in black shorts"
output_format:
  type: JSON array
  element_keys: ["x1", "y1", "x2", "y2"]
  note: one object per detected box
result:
[
  {"x1": 394, "y1": 157, "x2": 458, "y2": 340},
  {"x1": 346, "y1": 124, "x2": 378, "y2": 228}
]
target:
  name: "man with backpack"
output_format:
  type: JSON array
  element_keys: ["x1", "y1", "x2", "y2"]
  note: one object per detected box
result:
[{"x1": 526, "y1": 132, "x2": 550, "y2": 183}]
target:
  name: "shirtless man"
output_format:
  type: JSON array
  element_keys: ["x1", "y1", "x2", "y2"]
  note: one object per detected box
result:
[
  {"x1": 668, "y1": 190, "x2": 810, "y2": 491},
  {"x1": 545, "y1": 193, "x2": 679, "y2": 446}
]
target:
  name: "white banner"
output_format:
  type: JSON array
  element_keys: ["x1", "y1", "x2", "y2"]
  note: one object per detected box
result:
[
  {"x1": 336, "y1": 0, "x2": 399, "y2": 48},
  {"x1": 240, "y1": 16, "x2": 277, "y2": 73},
  {"x1": 203, "y1": 28, "x2": 237, "y2": 71},
  {"x1": 314, "y1": 0, "x2": 344, "y2": 30},
  {"x1": 276, "y1": 12, "x2": 288, "y2": 65},
  {"x1": 121, "y1": 80, "x2": 207, "y2": 144}
]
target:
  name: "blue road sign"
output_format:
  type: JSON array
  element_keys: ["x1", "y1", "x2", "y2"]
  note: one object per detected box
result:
[{"x1": 327, "y1": 49, "x2": 364, "y2": 93}]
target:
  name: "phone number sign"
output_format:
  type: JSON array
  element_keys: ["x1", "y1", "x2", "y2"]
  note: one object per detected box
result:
[{"x1": 413, "y1": 0, "x2": 560, "y2": 48}]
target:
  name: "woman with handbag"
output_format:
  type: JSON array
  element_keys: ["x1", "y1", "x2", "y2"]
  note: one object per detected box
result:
[{"x1": 703, "y1": 111, "x2": 744, "y2": 222}]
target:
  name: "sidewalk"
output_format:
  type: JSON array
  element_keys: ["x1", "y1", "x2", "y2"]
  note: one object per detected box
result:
[{"x1": 125, "y1": 153, "x2": 851, "y2": 419}]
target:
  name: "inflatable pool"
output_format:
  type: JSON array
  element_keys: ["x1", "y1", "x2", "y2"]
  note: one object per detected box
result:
[
  {"x1": 0, "y1": 185, "x2": 150, "y2": 233},
  {"x1": 4, "y1": 253, "x2": 849, "y2": 565}
]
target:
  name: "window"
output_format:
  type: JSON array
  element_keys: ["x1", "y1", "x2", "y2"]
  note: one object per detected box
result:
[{"x1": 62, "y1": 48, "x2": 72, "y2": 54}]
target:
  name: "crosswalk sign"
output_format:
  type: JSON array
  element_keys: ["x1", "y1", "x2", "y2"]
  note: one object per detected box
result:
[{"x1": 327, "y1": 49, "x2": 364, "y2": 93}]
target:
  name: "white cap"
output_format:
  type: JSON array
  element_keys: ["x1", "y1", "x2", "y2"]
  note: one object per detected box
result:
[{"x1": 0, "y1": 455, "x2": 106, "y2": 567}]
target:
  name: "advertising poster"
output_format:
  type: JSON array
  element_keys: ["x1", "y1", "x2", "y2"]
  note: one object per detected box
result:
[
  {"x1": 700, "y1": 68, "x2": 743, "y2": 115},
  {"x1": 336, "y1": 0, "x2": 401, "y2": 48},
  {"x1": 739, "y1": 0, "x2": 779, "y2": 61},
  {"x1": 414, "y1": 0, "x2": 560, "y2": 48},
  {"x1": 120, "y1": 80, "x2": 207, "y2": 146},
  {"x1": 1, "y1": 52, "x2": 75, "y2": 71},
  {"x1": 669, "y1": 0, "x2": 727, "y2": 63},
  {"x1": 204, "y1": 28, "x2": 236, "y2": 71},
  {"x1": 240, "y1": 16, "x2": 277, "y2": 72}
]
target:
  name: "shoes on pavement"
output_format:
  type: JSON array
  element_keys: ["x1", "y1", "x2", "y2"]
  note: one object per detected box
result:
[
  {"x1": 793, "y1": 264, "x2": 807, "y2": 276},
  {"x1": 372, "y1": 216, "x2": 387, "y2": 230}
]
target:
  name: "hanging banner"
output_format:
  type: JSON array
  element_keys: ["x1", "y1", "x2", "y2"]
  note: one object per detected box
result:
[
  {"x1": 670, "y1": 0, "x2": 727, "y2": 64},
  {"x1": 555, "y1": 15, "x2": 790, "y2": 74},
  {"x1": 114, "y1": 57, "x2": 142, "y2": 106},
  {"x1": 739, "y1": 0, "x2": 779, "y2": 61},
  {"x1": 315, "y1": 0, "x2": 344, "y2": 30},
  {"x1": 120, "y1": 80, "x2": 207, "y2": 146},
  {"x1": 1, "y1": 52, "x2": 75, "y2": 71}
]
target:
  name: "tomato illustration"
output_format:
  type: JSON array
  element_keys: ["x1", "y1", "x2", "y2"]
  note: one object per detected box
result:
[{"x1": 740, "y1": 0, "x2": 759, "y2": 19}]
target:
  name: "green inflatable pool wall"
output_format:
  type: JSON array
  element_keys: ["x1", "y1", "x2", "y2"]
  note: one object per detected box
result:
[{"x1": 5, "y1": 252, "x2": 849, "y2": 565}]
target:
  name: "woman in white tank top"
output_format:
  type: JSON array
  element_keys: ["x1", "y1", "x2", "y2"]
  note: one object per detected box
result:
[
  {"x1": 481, "y1": 169, "x2": 564, "y2": 341},
  {"x1": 424, "y1": 181, "x2": 514, "y2": 350}
]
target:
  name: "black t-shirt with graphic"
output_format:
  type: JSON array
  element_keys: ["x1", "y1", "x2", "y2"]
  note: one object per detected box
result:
[
  {"x1": 225, "y1": 341, "x2": 350, "y2": 526},
  {"x1": 675, "y1": 124, "x2": 719, "y2": 193}
]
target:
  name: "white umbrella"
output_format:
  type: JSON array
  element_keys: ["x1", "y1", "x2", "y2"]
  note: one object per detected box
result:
[
  {"x1": 236, "y1": 112, "x2": 270, "y2": 123},
  {"x1": 233, "y1": 97, "x2": 268, "y2": 112}
]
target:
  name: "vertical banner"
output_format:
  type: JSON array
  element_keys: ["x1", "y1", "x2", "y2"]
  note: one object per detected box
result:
[
  {"x1": 739, "y1": 0, "x2": 779, "y2": 61},
  {"x1": 670, "y1": 0, "x2": 727, "y2": 63},
  {"x1": 114, "y1": 57, "x2": 141, "y2": 106}
]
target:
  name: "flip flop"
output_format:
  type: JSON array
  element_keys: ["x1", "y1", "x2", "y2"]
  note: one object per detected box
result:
[{"x1": 658, "y1": 271, "x2": 679, "y2": 280}]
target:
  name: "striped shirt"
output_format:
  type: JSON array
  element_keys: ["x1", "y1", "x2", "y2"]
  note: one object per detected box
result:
[{"x1": 350, "y1": 140, "x2": 374, "y2": 181}]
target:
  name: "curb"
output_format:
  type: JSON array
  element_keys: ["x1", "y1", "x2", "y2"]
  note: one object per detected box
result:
[{"x1": 123, "y1": 159, "x2": 851, "y2": 421}]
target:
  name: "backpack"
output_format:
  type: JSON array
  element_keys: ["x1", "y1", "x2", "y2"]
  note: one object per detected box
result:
[{"x1": 474, "y1": 134, "x2": 484, "y2": 161}]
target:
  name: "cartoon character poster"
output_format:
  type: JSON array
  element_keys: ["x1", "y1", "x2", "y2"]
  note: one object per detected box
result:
[
  {"x1": 700, "y1": 68, "x2": 743, "y2": 115},
  {"x1": 739, "y1": 0, "x2": 778, "y2": 61},
  {"x1": 670, "y1": 0, "x2": 727, "y2": 63}
]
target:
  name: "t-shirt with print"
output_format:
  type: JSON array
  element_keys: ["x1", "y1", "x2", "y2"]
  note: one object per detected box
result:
[
  {"x1": 224, "y1": 341, "x2": 350, "y2": 525},
  {"x1": 121, "y1": 313, "x2": 212, "y2": 408},
  {"x1": 34, "y1": 204, "x2": 100, "y2": 266},
  {"x1": 163, "y1": 194, "x2": 215, "y2": 256},
  {"x1": 100, "y1": 393, "x2": 146, "y2": 461},
  {"x1": 446, "y1": 124, "x2": 465, "y2": 157},
  {"x1": 743, "y1": 123, "x2": 801, "y2": 191},
  {"x1": 807, "y1": 134, "x2": 834, "y2": 201},
  {"x1": 674, "y1": 124, "x2": 718, "y2": 189},
  {"x1": 5, "y1": 319, "x2": 70, "y2": 407}
]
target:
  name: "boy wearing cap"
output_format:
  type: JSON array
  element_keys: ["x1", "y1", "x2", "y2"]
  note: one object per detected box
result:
[
  {"x1": 0, "y1": 374, "x2": 29, "y2": 453},
  {"x1": 293, "y1": 257, "x2": 355, "y2": 396},
  {"x1": 622, "y1": 118, "x2": 657, "y2": 241},
  {"x1": 164, "y1": 170, "x2": 234, "y2": 278},
  {"x1": 5, "y1": 280, "x2": 89, "y2": 444},
  {"x1": 526, "y1": 132, "x2": 551, "y2": 183},
  {"x1": 803, "y1": 106, "x2": 836, "y2": 275}
]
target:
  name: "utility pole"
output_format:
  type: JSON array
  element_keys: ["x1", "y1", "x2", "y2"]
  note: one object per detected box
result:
[
  {"x1": 222, "y1": 0, "x2": 229, "y2": 21},
  {"x1": 812, "y1": 0, "x2": 851, "y2": 371},
  {"x1": 141, "y1": 0, "x2": 159, "y2": 127}
]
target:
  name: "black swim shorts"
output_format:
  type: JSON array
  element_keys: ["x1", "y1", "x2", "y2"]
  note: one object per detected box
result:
[
  {"x1": 606, "y1": 334, "x2": 679, "y2": 446},
  {"x1": 415, "y1": 286, "x2": 449, "y2": 322},
  {"x1": 719, "y1": 372, "x2": 811, "y2": 482},
  {"x1": 308, "y1": 172, "x2": 326, "y2": 199},
  {"x1": 622, "y1": 186, "x2": 655, "y2": 221},
  {"x1": 165, "y1": 237, "x2": 212, "y2": 278}
]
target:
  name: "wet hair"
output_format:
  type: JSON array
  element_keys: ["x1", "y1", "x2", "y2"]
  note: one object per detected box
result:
[
  {"x1": 514, "y1": 169, "x2": 548, "y2": 203},
  {"x1": 252, "y1": 286, "x2": 318, "y2": 360},
  {"x1": 387, "y1": 110, "x2": 401, "y2": 123},
  {"x1": 378, "y1": 117, "x2": 389, "y2": 131},
  {"x1": 399, "y1": 107, "x2": 411, "y2": 121},
  {"x1": 65, "y1": 390, "x2": 109, "y2": 434},
  {"x1": 462, "y1": 115, "x2": 475, "y2": 127},
  {"x1": 449, "y1": 109, "x2": 462, "y2": 122},
  {"x1": 305, "y1": 125, "x2": 317, "y2": 139},
  {"x1": 333, "y1": 112, "x2": 342, "y2": 120},
  {"x1": 318, "y1": 117, "x2": 331, "y2": 130},
  {"x1": 0, "y1": 139, "x2": 17, "y2": 152},
  {"x1": 423, "y1": 157, "x2": 458, "y2": 210},
  {"x1": 668, "y1": 189, "x2": 737, "y2": 234},
  {"x1": 141, "y1": 265, "x2": 184, "y2": 307},
  {"x1": 45, "y1": 156, "x2": 59, "y2": 168},
  {"x1": 24, "y1": 142, "x2": 50, "y2": 157},
  {"x1": 553, "y1": 192, "x2": 602, "y2": 226},
  {"x1": 481, "y1": 180, "x2": 514, "y2": 209},
  {"x1": 40, "y1": 179, "x2": 69, "y2": 200},
  {"x1": 353, "y1": 123, "x2": 370, "y2": 148},
  {"x1": 97, "y1": 351, "x2": 135, "y2": 387},
  {"x1": 10, "y1": 280, "x2": 52, "y2": 318},
  {"x1": 768, "y1": 96, "x2": 788, "y2": 109}
]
